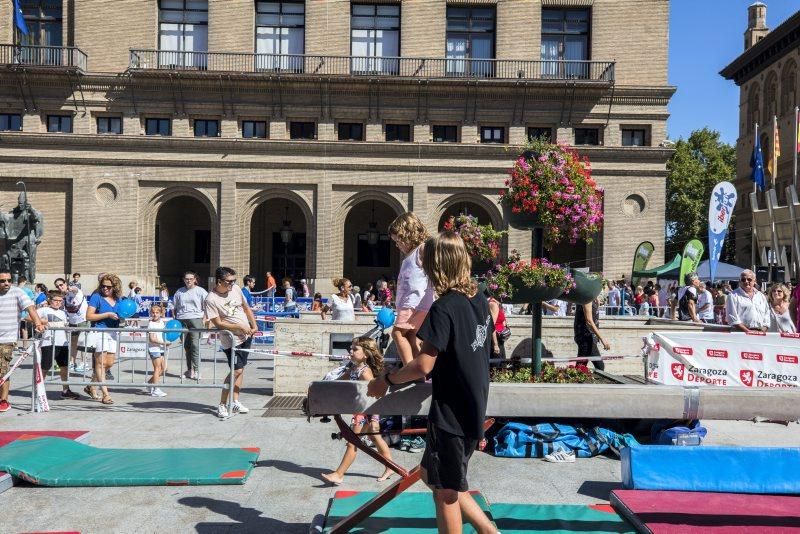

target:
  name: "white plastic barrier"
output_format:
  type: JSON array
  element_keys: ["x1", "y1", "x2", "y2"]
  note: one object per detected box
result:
[{"x1": 645, "y1": 331, "x2": 800, "y2": 388}]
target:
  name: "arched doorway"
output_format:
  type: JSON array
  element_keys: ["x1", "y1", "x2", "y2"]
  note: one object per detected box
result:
[
  {"x1": 155, "y1": 196, "x2": 212, "y2": 289},
  {"x1": 250, "y1": 199, "x2": 307, "y2": 288},
  {"x1": 343, "y1": 200, "x2": 401, "y2": 288}
]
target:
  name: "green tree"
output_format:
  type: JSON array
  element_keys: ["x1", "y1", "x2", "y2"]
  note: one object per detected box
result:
[{"x1": 665, "y1": 128, "x2": 736, "y2": 261}]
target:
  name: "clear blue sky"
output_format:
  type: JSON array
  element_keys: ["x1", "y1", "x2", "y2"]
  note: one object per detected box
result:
[{"x1": 668, "y1": 1, "x2": 798, "y2": 145}]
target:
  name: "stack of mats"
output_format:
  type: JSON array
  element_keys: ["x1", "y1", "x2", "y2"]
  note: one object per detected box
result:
[
  {"x1": 612, "y1": 445, "x2": 800, "y2": 532},
  {"x1": 0, "y1": 436, "x2": 259, "y2": 486},
  {"x1": 324, "y1": 491, "x2": 636, "y2": 533},
  {"x1": 0, "y1": 430, "x2": 90, "y2": 493}
]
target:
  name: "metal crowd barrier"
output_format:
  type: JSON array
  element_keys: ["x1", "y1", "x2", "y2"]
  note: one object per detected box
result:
[{"x1": 31, "y1": 326, "x2": 237, "y2": 416}]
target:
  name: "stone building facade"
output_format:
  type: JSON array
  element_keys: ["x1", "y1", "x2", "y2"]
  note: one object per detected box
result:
[
  {"x1": 0, "y1": 0, "x2": 673, "y2": 293},
  {"x1": 721, "y1": 4, "x2": 800, "y2": 269}
]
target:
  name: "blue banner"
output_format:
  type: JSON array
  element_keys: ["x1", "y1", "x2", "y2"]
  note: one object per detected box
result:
[
  {"x1": 14, "y1": 0, "x2": 29, "y2": 35},
  {"x1": 707, "y1": 182, "x2": 737, "y2": 283}
]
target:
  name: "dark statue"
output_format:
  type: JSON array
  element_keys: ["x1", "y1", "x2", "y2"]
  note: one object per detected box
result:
[{"x1": 0, "y1": 191, "x2": 44, "y2": 282}]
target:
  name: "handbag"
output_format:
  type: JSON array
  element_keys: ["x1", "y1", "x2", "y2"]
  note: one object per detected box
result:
[{"x1": 498, "y1": 325, "x2": 512, "y2": 343}]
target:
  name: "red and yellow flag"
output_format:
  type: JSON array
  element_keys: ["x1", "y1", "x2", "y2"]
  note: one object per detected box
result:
[{"x1": 767, "y1": 116, "x2": 780, "y2": 178}]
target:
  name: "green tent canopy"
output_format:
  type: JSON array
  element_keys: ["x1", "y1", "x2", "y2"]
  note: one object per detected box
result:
[{"x1": 632, "y1": 254, "x2": 682, "y2": 280}]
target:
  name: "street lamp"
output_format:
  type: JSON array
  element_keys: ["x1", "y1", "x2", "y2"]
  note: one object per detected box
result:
[
  {"x1": 280, "y1": 205, "x2": 293, "y2": 279},
  {"x1": 366, "y1": 201, "x2": 379, "y2": 246}
]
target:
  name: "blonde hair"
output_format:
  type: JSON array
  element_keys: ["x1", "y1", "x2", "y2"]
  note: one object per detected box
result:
[
  {"x1": 331, "y1": 277, "x2": 351, "y2": 292},
  {"x1": 150, "y1": 303, "x2": 164, "y2": 316},
  {"x1": 422, "y1": 231, "x2": 475, "y2": 297},
  {"x1": 353, "y1": 336, "x2": 384, "y2": 375},
  {"x1": 768, "y1": 283, "x2": 790, "y2": 304},
  {"x1": 389, "y1": 212, "x2": 430, "y2": 251},
  {"x1": 96, "y1": 273, "x2": 123, "y2": 299}
]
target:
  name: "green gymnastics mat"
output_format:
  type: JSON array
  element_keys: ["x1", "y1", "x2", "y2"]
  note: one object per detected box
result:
[
  {"x1": 325, "y1": 491, "x2": 635, "y2": 533},
  {"x1": 0, "y1": 436, "x2": 259, "y2": 487}
]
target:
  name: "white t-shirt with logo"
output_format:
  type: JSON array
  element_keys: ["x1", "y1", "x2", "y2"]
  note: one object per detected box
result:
[
  {"x1": 40, "y1": 307, "x2": 68, "y2": 347},
  {"x1": 64, "y1": 288, "x2": 88, "y2": 325}
]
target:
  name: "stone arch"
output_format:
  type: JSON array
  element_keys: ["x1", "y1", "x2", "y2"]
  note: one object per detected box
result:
[
  {"x1": 763, "y1": 71, "x2": 778, "y2": 125},
  {"x1": 139, "y1": 186, "x2": 219, "y2": 290},
  {"x1": 433, "y1": 192, "x2": 503, "y2": 231},
  {"x1": 337, "y1": 191, "x2": 406, "y2": 287},
  {"x1": 241, "y1": 188, "x2": 314, "y2": 284},
  {"x1": 747, "y1": 82, "x2": 760, "y2": 134},
  {"x1": 780, "y1": 59, "x2": 797, "y2": 116}
]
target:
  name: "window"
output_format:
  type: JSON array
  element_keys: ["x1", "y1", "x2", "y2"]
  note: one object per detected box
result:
[
  {"x1": 357, "y1": 234, "x2": 391, "y2": 267},
  {"x1": 574, "y1": 127, "x2": 599, "y2": 145},
  {"x1": 446, "y1": 6, "x2": 495, "y2": 77},
  {"x1": 527, "y1": 126, "x2": 552, "y2": 142},
  {"x1": 289, "y1": 121, "x2": 315, "y2": 140},
  {"x1": 338, "y1": 122, "x2": 364, "y2": 141},
  {"x1": 145, "y1": 118, "x2": 172, "y2": 136},
  {"x1": 541, "y1": 9, "x2": 590, "y2": 78},
  {"x1": 47, "y1": 115, "x2": 72, "y2": 133},
  {"x1": 351, "y1": 4, "x2": 400, "y2": 74},
  {"x1": 432, "y1": 125, "x2": 458, "y2": 143},
  {"x1": 97, "y1": 116, "x2": 122, "y2": 134},
  {"x1": 242, "y1": 120, "x2": 267, "y2": 139},
  {"x1": 158, "y1": 0, "x2": 208, "y2": 68},
  {"x1": 622, "y1": 128, "x2": 646, "y2": 147},
  {"x1": 256, "y1": 1, "x2": 304, "y2": 72},
  {"x1": 0, "y1": 114, "x2": 22, "y2": 132},
  {"x1": 16, "y1": 1, "x2": 62, "y2": 65},
  {"x1": 193, "y1": 119, "x2": 219, "y2": 137},
  {"x1": 480, "y1": 126, "x2": 505, "y2": 144},
  {"x1": 385, "y1": 123, "x2": 411, "y2": 142}
]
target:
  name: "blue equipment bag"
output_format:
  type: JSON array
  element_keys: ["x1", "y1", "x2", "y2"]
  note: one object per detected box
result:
[
  {"x1": 493, "y1": 422, "x2": 638, "y2": 458},
  {"x1": 650, "y1": 419, "x2": 707, "y2": 445}
]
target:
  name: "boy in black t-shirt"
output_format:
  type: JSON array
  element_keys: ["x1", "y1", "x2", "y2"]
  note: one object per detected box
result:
[{"x1": 368, "y1": 232, "x2": 497, "y2": 534}]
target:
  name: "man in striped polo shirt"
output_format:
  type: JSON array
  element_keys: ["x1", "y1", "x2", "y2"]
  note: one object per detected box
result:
[{"x1": 0, "y1": 268, "x2": 45, "y2": 413}]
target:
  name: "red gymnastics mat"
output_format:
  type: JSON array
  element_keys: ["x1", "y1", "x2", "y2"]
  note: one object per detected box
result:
[
  {"x1": 611, "y1": 489, "x2": 800, "y2": 533},
  {"x1": 1, "y1": 430, "x2": 89, "y2": 493}
]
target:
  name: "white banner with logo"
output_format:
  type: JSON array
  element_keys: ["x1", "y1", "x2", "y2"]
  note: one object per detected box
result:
[{"x1": 644, "y1": 331, "x2": 800, "y2": 388}]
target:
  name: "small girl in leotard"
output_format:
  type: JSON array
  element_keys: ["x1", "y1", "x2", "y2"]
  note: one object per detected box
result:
[{"x1": 321, "y1": 336, "x2": 394, "y2": 485}]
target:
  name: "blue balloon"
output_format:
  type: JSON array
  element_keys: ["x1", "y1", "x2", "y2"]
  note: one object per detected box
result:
[
  {"x1": 376, "y1": 307, "x2": 396, "y2": 329},
  {"x1": 164, "y1": 319, "x2": 183, "y2": 343},
  {"x1": 116, "y1": 299, "x2": 138, "y2": 319}
]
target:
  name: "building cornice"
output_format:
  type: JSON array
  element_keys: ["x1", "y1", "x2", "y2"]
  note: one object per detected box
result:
[
  {"x1": 0, "y1": 132, "x2": 674, "y2": 166},
  {"x1": 720, "y1": 10, "x2": 800, "y2": 85}
]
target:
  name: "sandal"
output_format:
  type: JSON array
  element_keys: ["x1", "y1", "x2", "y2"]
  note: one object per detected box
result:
[
  {"x1": 544, "y1": 450, "x2": 576, "y2": 463},
  {"x1": 101, "y1": 396, "x2": 114, "y2": 405},
  {"x1": 84, "y1": 386, "x2": 101, "y2": 400}
]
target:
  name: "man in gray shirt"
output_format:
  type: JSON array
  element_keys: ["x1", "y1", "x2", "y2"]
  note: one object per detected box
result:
[{"x1": 173, "y1": 271, "x2": 208, "y2": 380}]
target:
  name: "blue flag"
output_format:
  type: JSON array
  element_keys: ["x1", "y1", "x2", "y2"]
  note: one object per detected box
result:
[
  {"x1": 14, "y1": 0, "x2": 29, "y2": 36},
  {"x1": 750, "y1": 131, "x2": 765, "y2": 191}
]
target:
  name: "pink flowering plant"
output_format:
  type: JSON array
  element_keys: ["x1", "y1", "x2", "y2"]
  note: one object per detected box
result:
[
  {"x1": 485, "y1": 250, "x2": 575, "y2": 301},
  {"x1": 443, "y1": 214, "x2": 506, "y2": 263},
  {"x1": 500, "y1": 139, "x2": 604, "y2": 249}
]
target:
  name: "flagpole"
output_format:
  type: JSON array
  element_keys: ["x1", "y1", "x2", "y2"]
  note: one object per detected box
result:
[
  {"x1": 772, "y1": 115, "x2": 779, "y2": 190},
  {"x1": 752, "y1": 122, "x2": 758, "y2": 270},
  {"x1": 794, "y1": 106, "x2": 798, "y2": 192}
]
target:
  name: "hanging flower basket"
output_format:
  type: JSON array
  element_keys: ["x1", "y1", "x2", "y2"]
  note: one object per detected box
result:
[
  {"x1": 443, "y1": 214, "x2": 506, "y2": 263},
  {"x1": 499, "y1": 140, "x2": 604, "y2": 249},
  {"x1": 559, "y1": 269, "x2": 603, "y2": 305},
  {"x1": 485, "y1": 250, "x2": 575, "y2": 304}
]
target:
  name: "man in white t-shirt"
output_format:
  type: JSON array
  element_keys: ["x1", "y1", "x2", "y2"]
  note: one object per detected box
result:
[
  {"x1": 54, "y1": 277, "x2": 89, "y2": 371},
  {"x1": 204, "y1": 267, "x2": 257, "y2": 419},
  {"x1": 726, "y1": 269, "x2": 770, "y2": 332},
  {"x1": 696, "y1": 282, "x2": 715, "y2": 323},
  {"x1": 173, "y1": 271, "x2": 208, "y2": 380},
  {"x1": 0, "y1": 268, "x2": 46, "y2": 413}
]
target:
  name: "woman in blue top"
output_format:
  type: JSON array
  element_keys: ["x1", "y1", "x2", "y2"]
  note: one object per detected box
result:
[{"x1": 85, "y1": 273, "x2": 122, "y2": 404}]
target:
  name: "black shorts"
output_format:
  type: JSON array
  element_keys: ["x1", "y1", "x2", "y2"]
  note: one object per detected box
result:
[
  {"x1": 421, "y1": 422, "x2": 478, "y2": 492},
  {"x1": 40, "y1": 346, "x2": 69, "y2": 370},
  {"x1": 223, "y1": 337, "x2": 252, "y2": 370}
]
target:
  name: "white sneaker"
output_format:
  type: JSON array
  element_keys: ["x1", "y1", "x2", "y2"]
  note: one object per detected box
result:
[
  {"x1": 543, "y1": 450, "x2": 576, "y2": 463},
  {"x1": 150, "y1": 388, "x2": 167, "y2": 397},
  {"x1": 232, "y1": 400, "x2": 249, "y2": 414},
  {"x1": 216, "y1": 404, "x2": 229, "y2": 419}
]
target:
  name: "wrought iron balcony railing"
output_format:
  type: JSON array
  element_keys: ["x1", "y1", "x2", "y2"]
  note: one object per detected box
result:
[
  {"x1": 129, "y1": 49, "x2": 615, "y2": 82},
  {"x1": 0, "y1": 44, "x2": 87, "y2": 71}
]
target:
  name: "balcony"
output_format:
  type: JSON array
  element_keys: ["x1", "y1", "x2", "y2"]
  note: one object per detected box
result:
[
  {"x1": 0, "y1": 44, "x2": 87, "y2": 72},
  {"x1": 129, "y1": 49, "x2": 615, "y2": 82}
]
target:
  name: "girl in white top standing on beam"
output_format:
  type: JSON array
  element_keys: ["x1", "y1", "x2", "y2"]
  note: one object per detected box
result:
[{"x1": 389, "y1": 212, "x2": 435, "y2": 365}]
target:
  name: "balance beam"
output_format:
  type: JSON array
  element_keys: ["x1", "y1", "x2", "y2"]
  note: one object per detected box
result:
[{"x1": 307, "y1": 381, "x2": 800, "y2": 421}]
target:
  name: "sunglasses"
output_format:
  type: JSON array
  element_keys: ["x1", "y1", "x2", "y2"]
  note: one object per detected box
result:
[
  {"x1": 101, "y1": 285, "x2": 113, "y2": 289},
  {"x1": 0, "y1": 279, "x2": 11, "y2": 283},
  {"x1": 222, "y1": 279, "x2": 236, "y2": 285}
]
